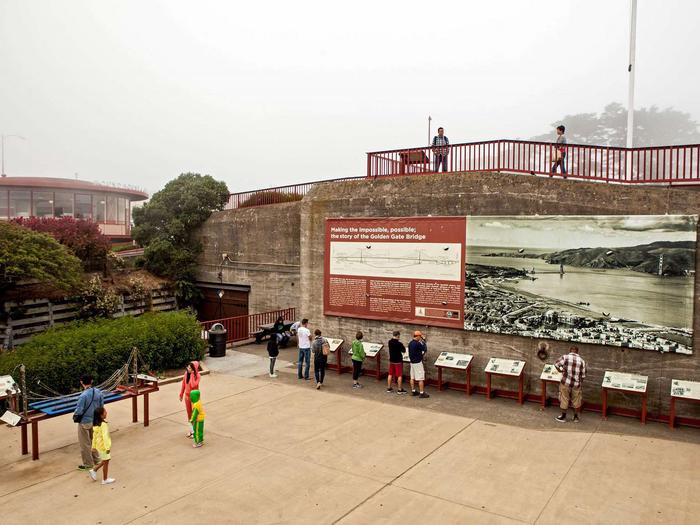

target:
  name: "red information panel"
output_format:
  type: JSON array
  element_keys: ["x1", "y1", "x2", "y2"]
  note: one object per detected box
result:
[{"x1": 324, "y1": 217, "x2": 466, "y2": 329}]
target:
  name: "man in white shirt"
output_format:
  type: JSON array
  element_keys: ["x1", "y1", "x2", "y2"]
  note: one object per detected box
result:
[{"x1": 296, "y1": 318, "x2": 312, "y2": 380}]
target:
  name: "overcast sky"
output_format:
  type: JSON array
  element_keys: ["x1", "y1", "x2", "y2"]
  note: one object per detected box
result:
[
  {"x1": 1, "y1": 0, "x2": 699, "y2": 196},
  {"x1": 468, "y1": 215, "x2": 698, "y2": 249}
]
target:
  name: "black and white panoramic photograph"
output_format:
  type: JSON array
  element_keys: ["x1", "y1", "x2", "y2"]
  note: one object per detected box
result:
[{"x1": 465, "y1": 215, "x2": 697, "y2": 353}]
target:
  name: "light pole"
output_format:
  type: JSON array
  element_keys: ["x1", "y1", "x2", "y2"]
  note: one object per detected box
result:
[{"x1": 1, "y1": 134, "x2": 27, "y2": 177}]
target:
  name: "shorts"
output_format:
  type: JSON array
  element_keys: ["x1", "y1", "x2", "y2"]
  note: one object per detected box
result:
[
  {"x1": 559, "y1": 383, "x2": 582, "y2": 410},
  {"x1": 409, "y1": 362, "x2": 425, "y2": 381},
  {"x1": 98, "y1": 450, "x2": 111, "y2": 461},
  {"x1": 388, "y1": 363, "x2": 403, "y2": 378}
]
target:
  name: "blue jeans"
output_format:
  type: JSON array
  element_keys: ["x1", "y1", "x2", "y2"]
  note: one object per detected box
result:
[
  {"x1": 297, "y1": 348, "x2": 311, "y2": 379},
  {"x1": 551, "y1": 152, "x2": 567, "y2": 175}
]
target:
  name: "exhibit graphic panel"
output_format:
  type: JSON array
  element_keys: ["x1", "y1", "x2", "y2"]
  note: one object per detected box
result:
[
  {"x1": 465, "y1": 215, "x2": 696, "y2": 354},
  {"x1": 324, "y1": 214, "x2": 696, "y2": 354},
  {"x1": 485, "y1": 358, "x2": 525, "y2": 376},
  {"x1": 326, "y1": 338, "x2": 344, "y2": 353},
  {"x1": 602, "y1": 371, "x2": 648, "y2": 392},
  {"x1": 324, "y1": 217, "x2": 466, "y2": 328},
  {"x1": 434, "y1": 352, "x2": 473, "y2": 369},
  {"x1": 540, "y1": 364, "x2": 563, "y2": 382},
  {"x1": 361, "y1": 342, "x2": 383, "y2": 357},
  {"x1": 670, "y1": 379, "x2": 700, "y2": 400}
]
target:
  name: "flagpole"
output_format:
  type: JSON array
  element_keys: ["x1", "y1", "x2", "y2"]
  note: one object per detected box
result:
[
  {"x1": 428, "y1": 116, "x2": 432, "y2": 146},
  {"x1": 626, "y1": 0, "x2": 637, "y2": 149}
]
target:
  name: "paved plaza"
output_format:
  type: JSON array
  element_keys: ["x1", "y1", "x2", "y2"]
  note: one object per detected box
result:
[{"x1": 1, "y1": 347, "x2": 700, "y2": 524}]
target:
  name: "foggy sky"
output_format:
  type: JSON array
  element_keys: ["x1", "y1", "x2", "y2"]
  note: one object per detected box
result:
[{"x1": 1, "y1": 0, "x2": 699, "y2": 196}]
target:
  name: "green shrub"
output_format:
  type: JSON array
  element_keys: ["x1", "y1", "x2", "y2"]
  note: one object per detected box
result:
[
  {"x1": 239, "y1": 191, "x2": 302, "y2": 207},
  {"x1": 0, "y1": 310, "x2": 206, "y2": 394}
]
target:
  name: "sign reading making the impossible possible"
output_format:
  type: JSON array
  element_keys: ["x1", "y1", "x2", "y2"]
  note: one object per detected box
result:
[{"x1": 324, "y1": 217, "x2": 466, "y2": 329}]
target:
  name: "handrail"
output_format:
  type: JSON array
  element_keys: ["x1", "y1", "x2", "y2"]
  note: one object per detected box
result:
[
  {"x1": 200, "y1": 307, "x2": 297, "y2": 343},
  {"x1": 366, "y1": 139, "x2": 700, "y2": 185}
]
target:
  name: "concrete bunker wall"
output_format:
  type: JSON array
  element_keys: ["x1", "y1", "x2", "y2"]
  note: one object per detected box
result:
[
  {"x1": 196, "y1": 201, "x2": 301, "y2": 314},
  {"x1": 300, "y1": 171, "x2": 700, "y2": 419}
]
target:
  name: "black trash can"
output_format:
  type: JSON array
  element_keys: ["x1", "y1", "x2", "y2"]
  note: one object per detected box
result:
[{"x1": 208, "y1": 323, "x2": 227, "y2": 358}]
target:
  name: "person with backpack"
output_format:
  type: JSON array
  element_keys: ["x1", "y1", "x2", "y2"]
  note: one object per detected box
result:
[
  {"x1": 267, "y1": 333, "x2": 280, "y2": 378},
  {"x1": 351, "y1": 331, "x2": 366, "y2": 389},
  {"x1": 74, "y1": 375, "x2": 105, "y2": 471},
  {"x1": 311, "y1": 329, "x2": 330, "y2": 390}
]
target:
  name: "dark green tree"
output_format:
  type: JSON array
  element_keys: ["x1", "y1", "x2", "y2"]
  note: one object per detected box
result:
[
  {"x1": 131, "y1": 173, "x2": 229, "y2": 304},
  {"x1": 531, "y1": 102, "x2": 700, "y2": 146},
  {"x1": 0, "y1": 221, "x2": 83, "y2": 294}
]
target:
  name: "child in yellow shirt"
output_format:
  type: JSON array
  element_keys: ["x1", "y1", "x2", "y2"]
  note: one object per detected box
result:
[
  {"x1": 190, "y1": 389, "x2": 206, "y2": 448},
  {"x1": 89, "y1": 406, "x2": 115, "y2": 485}
]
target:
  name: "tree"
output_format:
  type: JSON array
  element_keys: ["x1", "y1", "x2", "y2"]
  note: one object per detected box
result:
[
  {"x1": 11, "y1": 217, "x2": 110, "y2": 270},
  {"x1": 0, "y1": 221, "x2": 83, "y2": 294},
  {"x1": 531, "y1": 102, "x2": 700, "y2": 146},
  {"x1": 131, "y1": 173, "x2": 229, "y2": 304}
]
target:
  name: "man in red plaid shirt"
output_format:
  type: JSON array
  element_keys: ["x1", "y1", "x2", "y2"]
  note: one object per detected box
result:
[{"x1": 554, "y1": 346, "x2": 586, "y2": 422}]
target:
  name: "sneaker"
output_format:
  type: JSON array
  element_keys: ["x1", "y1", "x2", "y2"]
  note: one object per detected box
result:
[
  {"x1": 101, "y1": 478, "x2": 115, "y2": 485},
  {"x1": 397, "y1": 389, "x2": 407, "y2": 395},
  {"x1": 386, "y1": 388, "x2": 393, "y2": 393},
  {"x1": 316, "y1": 383, "x2": 321, "y2": 390},
  {"x1": 269, "y1": 373, "x2": 278, "y2": 378},
  {"x1": 573, "y1": 415, "x2": 580, "y2": 423},
  {"x1": 186, "y1": 430, "x2": 193, "y2": 438},
  {"x1": 193, "y1": 442, "x2": 203, "y2": 448},
  {"x1": 356, "y1": 383, "x2": 363, "y2": 388},
  {"x1": 305, "y1": 377, "x2": 311, "y2": 381},
  {"x1": 77, "y1": 465, "x2": 90, "y2": 471},
  {"x1": 555, "y1": 414, "x2": 567, "y2": 423},
  {"x1": 419, "y1": 392, "x2": 430, "y2": 399},
  {"x1": 412, "y1": 390, "x2": 418, "y2": 397},
  {"x1": 89, "y1": 469, "x2": 97, "y2": 481}
]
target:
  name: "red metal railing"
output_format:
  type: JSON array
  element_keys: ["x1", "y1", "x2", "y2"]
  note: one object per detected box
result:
[
  {"x1": 200, "y1": 307, "x2": 297, "y2": 344},
  {"x1": 225, "y1": 177, "x2": 363, "y2": 210},
  {"x1": 366, "y1": 139, "x2": 700, "y2": 185}
]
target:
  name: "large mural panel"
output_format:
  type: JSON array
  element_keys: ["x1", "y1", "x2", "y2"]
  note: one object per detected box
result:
[
  {"x1": 324, "y1": 215, "x2": 697, "y2": 354},
  {"x1": 465, "y1": 215, "x2": 696, "y2": 354}
]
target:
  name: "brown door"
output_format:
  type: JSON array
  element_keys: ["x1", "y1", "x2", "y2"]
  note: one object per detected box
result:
[{"x1": 198, "y1": 288, "x2": 249, "y2": 321}]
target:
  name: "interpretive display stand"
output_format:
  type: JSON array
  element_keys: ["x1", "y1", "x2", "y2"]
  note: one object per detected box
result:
[
  {"x1": 539, "y1": 364, "x2": 563, "y2": 408},
  {"x1": 669, "y1": 379, "x2": 700, "y2": 429},
  {"x1": 601, "y1": 371, "x2": 648, "y2": 424},
  {"x1": 434, "y1": 352, "x2": 474, "y2": 395},
  {"x1": 484, "y1": 358, "x2": 526, "y2": 404},
  {"x1": 325, "y1": 338, "x2": 350, "y2": 374},
  {"x1": 355, "y1": 342, "x2": 384, "y2": 380},
  {"x1": 401, "y1": 352, "x2": 429, "y2": 383}
]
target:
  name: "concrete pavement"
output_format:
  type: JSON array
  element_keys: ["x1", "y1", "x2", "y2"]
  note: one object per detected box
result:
[{"x1": 1, "y1": 349, "x2": 699, "y2": 524}]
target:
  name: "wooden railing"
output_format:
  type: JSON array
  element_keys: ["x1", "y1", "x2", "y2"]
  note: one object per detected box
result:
[{"x1": 200, "y1": 307, "x2": 297, "y2": 343}]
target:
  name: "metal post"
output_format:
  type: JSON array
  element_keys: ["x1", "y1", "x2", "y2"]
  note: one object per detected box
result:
[
  {"x1": 427, "y1": 116, "x2": 432, "y2": 146},
  {"x1": 626, "y1": 0, "x2": 638, "y2": 149},
  {"x1": 20, "y1": 364, "x2": 28, "y2": 418}
]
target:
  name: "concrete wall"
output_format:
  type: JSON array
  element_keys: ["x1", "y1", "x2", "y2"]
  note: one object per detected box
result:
[
  {"x1": 299, "y1": 172, "x2": 700, "y2": 419},
  {"x1": 196, "y1": 201, "x2": 301, "y2": 313}
]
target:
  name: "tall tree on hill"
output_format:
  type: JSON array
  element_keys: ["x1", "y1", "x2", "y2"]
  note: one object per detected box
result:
[
  {"x1": 132, "y1": 173, "x2": 229, "y2": 304},
  {"x1": 531, "y1": 102, "x2": 700, "y2": 146}
]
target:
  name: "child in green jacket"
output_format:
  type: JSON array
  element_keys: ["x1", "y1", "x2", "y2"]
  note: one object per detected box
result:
[
  {"x1": 351, "y1": 331, "x2": 366, "y2": 389},
  {"x1": 190, "y1": 390, "x2": 206, "y2": 448}
]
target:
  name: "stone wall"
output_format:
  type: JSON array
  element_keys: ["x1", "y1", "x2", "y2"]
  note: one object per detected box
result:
[
  {"x1": 299, "y1": 171, "x2": 700, "y2": 419},
  {"x1": 196, "y1": 201, "x2": 302, "y2": 313}
]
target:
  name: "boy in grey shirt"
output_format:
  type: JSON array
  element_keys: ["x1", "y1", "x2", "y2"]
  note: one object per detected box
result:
[{"x1": 550, "y1": 125, "x2": 567, "y2": 177}]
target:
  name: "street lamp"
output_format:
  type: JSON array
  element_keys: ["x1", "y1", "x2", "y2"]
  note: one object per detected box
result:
[
  {"x1": 217, "y1": 289, "x2": 225, "y2": 319},
  {"x1": 1, "y1": 134, "x2": 27, "y2": 177}
]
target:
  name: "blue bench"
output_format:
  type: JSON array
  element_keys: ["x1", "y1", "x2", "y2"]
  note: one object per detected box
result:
[{"x1": 29, "y1": 392, "x2": 125, "y2": 417}]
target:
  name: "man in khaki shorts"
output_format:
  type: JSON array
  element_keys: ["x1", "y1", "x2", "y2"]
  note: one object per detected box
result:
[
  {"x1": 554, "y1": 346, "x2": 586, "y2": 422},
  {"x1": 408, "y1": 331, "x2": 429, "y2": 398}
]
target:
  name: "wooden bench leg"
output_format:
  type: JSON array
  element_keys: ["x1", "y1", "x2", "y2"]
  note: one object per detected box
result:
[
  {"x1": 31, "y1": 421, "x2": 39, "y2": 460},
  {"x1": 144, "y1": 393, "x2": 150, "y2": 427},
  {"x1": 132, "y1": 396, "x2": 138, "y2": 423},
  {"x1": 21, "y1": 424, "x2": 28, "y2": 455}
]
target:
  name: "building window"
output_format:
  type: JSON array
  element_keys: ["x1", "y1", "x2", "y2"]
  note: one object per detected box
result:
[
  {"x1": 75, "y1": 194, "x2": 92, "y2": 220},
  {"x1": 106, "y1": 194, "x2": 118, "y2": 222},
  {"x1": 93, "y1": 195, "x2": 106, "y2": 222},
  {"x1": 9, "y1": 190, "x2": 31, "y2": 217},
  {"x1": 33, "y1": 191, "x2": 54, "y2": 217},
  {"x1": 0, "y1": 190, "x2": 8, "y2": 219},
  {"x1": 54, "y1": 192, "x2": 74, "y2": 217},
  {"x1": 117, "y1": 197, "x2": 127, "y2": 223}
]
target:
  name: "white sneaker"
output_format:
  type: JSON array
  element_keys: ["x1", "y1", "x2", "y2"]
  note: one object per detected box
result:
[
  {"x1": 269, "y1": 373, "x2": 278, "y2": 378},
  {"x1": 186, "y1": 430, "x2": 193, "y2": 438},
  {"x1": 102, "y1": 478, "x2": 115, "y2": 485},
  {"x1": 89, "y1": 469, "x2": 97, "y2": 481}
]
